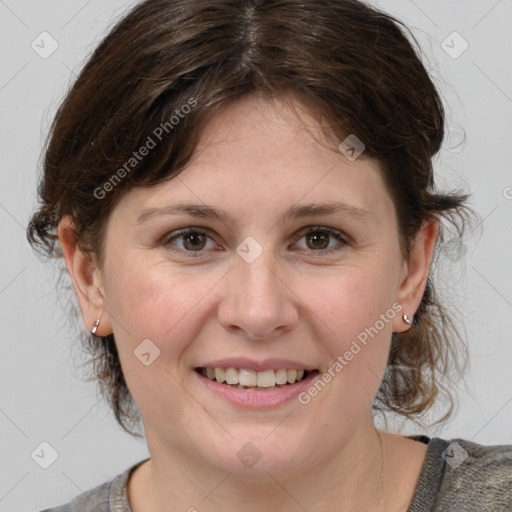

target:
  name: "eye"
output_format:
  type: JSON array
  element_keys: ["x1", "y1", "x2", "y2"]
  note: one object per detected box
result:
[
  {"x1": 292, "y1": 226, "x2": 347, "y2": 255},
  {"x1": 162, "y1": 225, "x2": 348, "y2": 258},
  {"x1": 163, "y1": 228, "x2": 218, "y2": 256}
]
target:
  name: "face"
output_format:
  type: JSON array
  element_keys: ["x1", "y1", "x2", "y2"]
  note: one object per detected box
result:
[{"x1": 73, "y1": 95, "x2": 429, "y2": 481}]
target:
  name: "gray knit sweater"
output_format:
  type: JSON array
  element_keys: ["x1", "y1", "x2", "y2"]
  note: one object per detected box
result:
[{"x1": 40, "y1": 436, "x2": 512, "y2": 511}]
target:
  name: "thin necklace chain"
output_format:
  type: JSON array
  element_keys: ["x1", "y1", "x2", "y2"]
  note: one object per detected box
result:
[{"x1": 375, "y1": 427, "x2": 385, "y2": 511}]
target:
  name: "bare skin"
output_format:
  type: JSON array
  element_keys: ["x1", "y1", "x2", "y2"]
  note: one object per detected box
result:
[
  {"x1": 128, "y1": 430, "x2": 428, "y2": 512},
  {"x1": 59, "y1": 94, "x2": 438, "y2": 511}
]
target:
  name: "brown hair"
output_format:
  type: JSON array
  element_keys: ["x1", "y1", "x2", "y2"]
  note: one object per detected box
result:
[{"x1": 27, "y1": 0, "x2": 476, "y2": 437}]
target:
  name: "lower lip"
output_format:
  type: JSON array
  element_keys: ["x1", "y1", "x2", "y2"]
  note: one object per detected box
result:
[{"x1": 193, "y1": 369, "x2": 320, "y2": 408}]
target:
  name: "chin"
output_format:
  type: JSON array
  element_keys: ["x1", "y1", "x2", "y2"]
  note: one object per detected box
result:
[
  {"x1": 223, "y1": 455, "x2": 310, "y2": 484},
  {"x1": 205, "y1": 433, "x2": 314, "y2": 483}
]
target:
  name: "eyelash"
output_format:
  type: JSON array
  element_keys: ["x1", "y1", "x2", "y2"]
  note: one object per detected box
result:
[{"x1": 162, "y1": 226, "x2": 348, "y2": 258}]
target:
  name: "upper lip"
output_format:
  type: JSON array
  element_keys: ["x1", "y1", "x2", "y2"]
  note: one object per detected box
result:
[{"x1": 195, "y1": 358, "x2": 318, "y2": 373}]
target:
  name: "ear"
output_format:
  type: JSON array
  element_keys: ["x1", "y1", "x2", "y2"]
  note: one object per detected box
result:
[
  {"x1": 392, "y1": 217, "x2": 439, "y2": 333},
  {"x1": 58, "y1": 216, "x2": 112, "y2": 336}
]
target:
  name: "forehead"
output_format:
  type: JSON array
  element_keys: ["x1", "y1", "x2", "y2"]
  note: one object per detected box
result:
[
  {"x1": 192, "y1": 94, "x2": 346, "y2": 164},
  {"x1": 114, "y1": 94, "x2": 396, "y2": 229}
]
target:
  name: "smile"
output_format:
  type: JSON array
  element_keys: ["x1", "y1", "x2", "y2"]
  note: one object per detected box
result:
[
  {"x1": 194, "y1": 367, "x2": 321, "y2": 408},
  {"x1": 196, "y1": 367, "x2": 316, "y2": 389}
]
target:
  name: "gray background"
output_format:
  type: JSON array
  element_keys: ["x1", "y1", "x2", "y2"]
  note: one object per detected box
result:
[{"x1": 0, "y1": 1, "x2": 511, "y2": 511}]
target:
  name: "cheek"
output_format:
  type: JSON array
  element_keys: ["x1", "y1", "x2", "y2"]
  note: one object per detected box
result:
[
  {"x1": 104, "y1": 259, "x2": 223, "y2": 361},
  {"x1": 104, "y1": 263, "x2": 218, "y2": 415},
  {"x1": 308, "y1": 263, "x2": 396, "y2": 334},
  {"x1": 299, "y1": 261, "x2": 397, "y2": 385}
]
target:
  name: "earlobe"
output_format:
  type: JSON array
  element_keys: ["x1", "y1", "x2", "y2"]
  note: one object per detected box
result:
[
  {"x1": 393, "y1": 218, "x2": 439, "y2": 333},
  {"x1": 57, "y1": 216, "x2": 112, "y2": 336}
]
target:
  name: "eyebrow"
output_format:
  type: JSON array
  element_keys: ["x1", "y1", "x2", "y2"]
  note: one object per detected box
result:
[{"x1": 135, "y1": 201, "x2": 371, "y2": 226}]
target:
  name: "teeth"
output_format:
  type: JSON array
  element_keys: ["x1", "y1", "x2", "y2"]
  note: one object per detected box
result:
[
  {"x1": 225, "y1": 367, "x2": 239, "y2": 385},
  {"x1": 214, "y1": 368, "x2": 226, "y2": 383},
  {"x1": 257, "y1": 370, "x2": 275, "y2": 388},
  {"x1": 275, "y1": 368, "x2": 288, "y2": 385},
  {"x1": 201, "y1": 367, "x2": 310, "y2": 387},
  {"x1": 287, "y1": 369, "x2": 297, "y2": 383},
  {"x1": 239, "y1": 369, "x2": 257, "y2": 387}
]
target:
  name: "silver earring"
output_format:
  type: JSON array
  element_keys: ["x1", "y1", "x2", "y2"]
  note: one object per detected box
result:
[
  {"x1": 402, "y1": 313, "x2": 413, "y2": 326},
  {"x1": 91, "y1": 319, "x2": 100, "y2": 335}
]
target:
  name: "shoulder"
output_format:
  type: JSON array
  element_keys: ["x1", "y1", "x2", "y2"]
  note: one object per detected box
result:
[
  {"x1": 443, "y1": 439, "x2": 512, "y2": 493},
  {"x1": 38, "y1": 459, "x2": 147, "y2": 512},
  {"x1": 433, "y1": 437, "x2": 512, "y2": 510},
  {"x1": 39, "y1": 479, "x2": 111, "y2": 512},
  {"x1": 38, "y1": 480, "x2": 110, "y2": 512}
]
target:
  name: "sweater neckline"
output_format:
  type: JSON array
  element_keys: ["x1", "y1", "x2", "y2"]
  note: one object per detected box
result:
[{"x1": 405, "y1": 436, "x2": 449, "y2": 512}]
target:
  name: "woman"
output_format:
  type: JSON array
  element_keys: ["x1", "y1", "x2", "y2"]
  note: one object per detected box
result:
[{"x1": 29, "y1": 0, "x2": 511, "y2": 510}]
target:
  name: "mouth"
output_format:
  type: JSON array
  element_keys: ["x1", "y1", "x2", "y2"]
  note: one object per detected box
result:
[{"x1": 194, "y1": 367, "x2": 320, "y2": 391}]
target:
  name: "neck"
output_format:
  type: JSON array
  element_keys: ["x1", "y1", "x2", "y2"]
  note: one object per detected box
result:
[{"x1": 129, "y1": 418, "x2": 386, "y2": 512}]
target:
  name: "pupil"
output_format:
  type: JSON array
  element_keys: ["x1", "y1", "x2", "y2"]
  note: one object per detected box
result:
[
  {"x1": 184, "y1": 233, "x2": 205, "y2": 250},
  {"x1": 308, "y1": 232, "x2": 329, "y2": 250}
]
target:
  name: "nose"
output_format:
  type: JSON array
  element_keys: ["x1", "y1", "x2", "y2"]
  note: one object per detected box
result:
[{"x1": 217, "y1": 248, "x2": 299, "y2": 340}]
